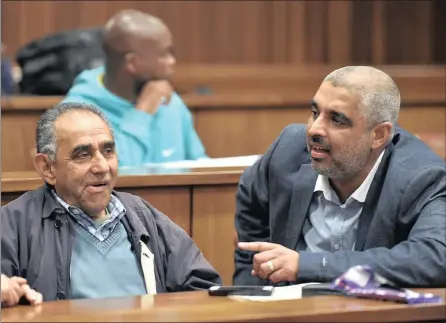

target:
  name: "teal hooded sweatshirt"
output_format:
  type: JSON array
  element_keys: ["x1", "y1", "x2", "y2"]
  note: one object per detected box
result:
[{"x1": 64, "y1": 67, "x2": 207, "y2": 167}]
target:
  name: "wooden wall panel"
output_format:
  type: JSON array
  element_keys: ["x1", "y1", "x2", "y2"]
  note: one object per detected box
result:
[
  {"x1": 2, "y1": 0, "x2": 443, "y2": 65},
  {"x1": 124, "y1": 187, "x2": 191, "y2": 235},
  {"x1": 192, "y1": 185, "x2": 238, "y2": 285}
]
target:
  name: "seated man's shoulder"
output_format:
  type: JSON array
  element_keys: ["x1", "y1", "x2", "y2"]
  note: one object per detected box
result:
[
  {"x1": 1, "y1": 187, "x2": 45, "y2": 217},
  {"x1": 268, "y1": 123, "x2": 310, "y2": 167},
  {"x1": 388, "y1": 129, "x2": 445, "y2": 182},
  {"x1": 64, "y1": 67, "x2": 104, "y2": 100},
  {"x1": 71, "y1": 67, "x2": 103, "y2": 86},
  {"x1": 276, "y1": 124, "x2": 308, "y2": 149}
]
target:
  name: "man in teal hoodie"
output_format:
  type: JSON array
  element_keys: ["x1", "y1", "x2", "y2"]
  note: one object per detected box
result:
[{"x1": 64, "y1": 9, "x2": 207, "y2": 167}]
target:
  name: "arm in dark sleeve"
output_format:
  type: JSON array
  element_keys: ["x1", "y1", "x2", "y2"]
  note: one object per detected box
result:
[
  {"x1": 298, "y1": 167, "x2": 446, "y2": 287},
  {"x1": 1, "y1": 206, "x2": 19, "y2": 277},
  {"x1": 233, "y1": 130, "x2": 286, "y2": 286},
  {"x1": 161, "y1": 221, "x2": 222, "y2": 291}
]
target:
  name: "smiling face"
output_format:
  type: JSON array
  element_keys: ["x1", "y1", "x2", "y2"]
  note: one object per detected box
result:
[
  {"x1": 45, "y1": 110, "x2": 118, "y2": 217},
  {"x1": 307, "y1": 81, "x2": 374, "y2": 180}
]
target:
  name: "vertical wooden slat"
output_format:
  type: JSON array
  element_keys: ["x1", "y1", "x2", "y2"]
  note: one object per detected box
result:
[
  {"x1": 385, "y1": 1, "x2": 433, "y2": 64},
  {"x1": 304, "y1": 1, "x2": 328, "y2": 63},
  {"x1": 196, "y1": 1, "x2": 217, "y2": 63},
  {"x1": 222, "y1": 1, "x2": 246, "y2": 63},
  {"x1": 415, "y1": 1, "x2": 433, "y2": 64},
  {"x1": 53, "y1": 1, "x2": 78, "y2": 32},
  {"x1": 351, "y1": 0, "x2": 373, "y2": 64},
  {"x1": 270, "y1": 1, "x2": 288, "y2": 64},
  {"x1": 1, "y1": 2, "x2": 22, "y2": 55},
  {"x1": 76, "y1": 1, "x2": 109, "y2": 28},
  {"x1": 20, "y1": 1, "x2": 51, "y2": 44},
  {"x1": 287, "y1": 1, "x2": 306, "y2": 64},
  {"x1": 171, "y1": 1, "x2": 202, "y2": 63},
  {"x1": 326, "y1": 0, "x2": 352, "y2": 65},
  {"x1": 432, "y1": 0, "x2": 446, "y2": 64},
  {"x1": 240, "y1": 1, "x2": 269, "y2": 63},
  {"x1": 372, "y1": 0, "x2": 385, "y2": 65}
]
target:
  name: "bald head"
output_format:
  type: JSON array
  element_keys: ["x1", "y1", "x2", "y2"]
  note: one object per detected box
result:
[
  {"x1": 324, "y1": 66, "x2": 400, "y2": 138},
  {"x1": 101, "y1": 9, "x2": 175, "y2": 84},
  {"x1": 103, "y1": 9, "x2": 168, "y2": 54}
]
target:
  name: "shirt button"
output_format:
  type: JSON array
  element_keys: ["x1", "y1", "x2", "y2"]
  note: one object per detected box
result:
[
  {"x1": 56, "y1": 292, "x2": 66, "y2": 300},
  {"x1": 333, "y1": 244, "x2": 340, "y2": 250}
]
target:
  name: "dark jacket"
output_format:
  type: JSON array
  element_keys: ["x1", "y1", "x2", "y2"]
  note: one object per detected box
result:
[
  {"x1": 1, "y1": 186, "x2": 221, "y2": 301},
  {"x1": 234, "y1": 124, "x2": 446, "y2": 287}
]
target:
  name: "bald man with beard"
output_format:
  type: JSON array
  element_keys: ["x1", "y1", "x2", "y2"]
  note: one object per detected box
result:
[
  {"x1": 64, "y1": 10, "x2": 207, "y2": 167},
  {"x1": 234, "y1": 66, "x2": 446, "y2": 288}
]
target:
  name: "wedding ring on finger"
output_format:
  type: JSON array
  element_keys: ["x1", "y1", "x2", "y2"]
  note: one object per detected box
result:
[{"x1": 267, "y1": 260, "x2": 274, "y2": 272}]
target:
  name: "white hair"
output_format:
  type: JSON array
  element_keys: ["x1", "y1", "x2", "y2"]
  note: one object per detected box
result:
[
  {"x1": 324, "y1": 66, "x2": 400, "y2": 142},
  {"x1": 36, "y1": 101, "x2": 113, "y2": 160}
]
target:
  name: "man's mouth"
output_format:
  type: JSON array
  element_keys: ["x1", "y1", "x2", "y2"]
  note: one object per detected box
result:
[
  {"x1": 86, "y1": 181, "x2": 109, "y2": 192},
  {"x1": 310, "y1": 145, "x2": 330, "y2": 159}
]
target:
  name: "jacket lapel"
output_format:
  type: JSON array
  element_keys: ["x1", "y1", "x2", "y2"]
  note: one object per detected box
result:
[
  {"x1": 284, "y1": 164, "x2": 317, "y2": 250},
  {"x1": 354, "y1": 146, "x2": 393, "y2": 251}
]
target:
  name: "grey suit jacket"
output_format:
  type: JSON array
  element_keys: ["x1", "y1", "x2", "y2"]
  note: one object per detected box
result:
[{"x1": 234, "y1": 124, "x2": 446, "y2": 287}]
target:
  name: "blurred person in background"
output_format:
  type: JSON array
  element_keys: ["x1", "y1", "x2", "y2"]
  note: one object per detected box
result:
[
  {"x1": 1, "y1": 43, "x2": 17, "y2": 95},
  {"x1": 64, "y1": 10, "x2": 207, "y2": 167}
]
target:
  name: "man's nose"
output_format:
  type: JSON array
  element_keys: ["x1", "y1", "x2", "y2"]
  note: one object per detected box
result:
[
  {"x1": 168, "y1": 54, "x2": 176, "y2": 66},
  {"x1": 308, "y1": 115, "x2": 327, "y2": 138},
  {"x1": 91, "y1": 153, "x2": 109, "y2": 173}
]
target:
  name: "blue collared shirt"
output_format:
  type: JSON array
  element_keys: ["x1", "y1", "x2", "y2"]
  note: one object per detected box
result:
[
  {"x1": 303, "y1": 150, "x2": 385, "y2": 252},
  {"x1": 52, "y1": 190, "x2": 126, "y2": 242}
]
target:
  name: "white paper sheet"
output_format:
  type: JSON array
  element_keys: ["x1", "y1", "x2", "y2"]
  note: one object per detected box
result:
[
  {"x1": 153, "y1": 155, "x2": 261, "y2": 169},
  {"x1": 228, "y1": 283, "x2": 321, "y2": 302}
]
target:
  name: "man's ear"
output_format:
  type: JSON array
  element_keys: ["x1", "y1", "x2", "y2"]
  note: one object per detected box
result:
[
  {"x1": 371, "y1": 122, "x2": 393, "y2": 149},
  {"x1": 125, "y1": 52, "x2": 137, "y2": 74},
  {"x1": 34, "y1": 153, "x2": 56, "y2": 185}
]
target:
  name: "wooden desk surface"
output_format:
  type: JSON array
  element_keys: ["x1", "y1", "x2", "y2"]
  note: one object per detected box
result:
[
  {"x1": 1, "y1": 167, "x2": 245, "y2": 193},
  {"x1": 2, "y1": 289, "x2": 445, "y2": 322}
]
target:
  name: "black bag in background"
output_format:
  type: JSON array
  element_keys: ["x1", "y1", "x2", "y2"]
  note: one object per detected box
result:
[{"x1": 16, "y1": 28, "x2": 105, "y2": 95}]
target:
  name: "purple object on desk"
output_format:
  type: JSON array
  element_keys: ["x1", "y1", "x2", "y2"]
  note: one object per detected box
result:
[{"x1": 332, "y1": 265, "x2": 443, "y2": 304}]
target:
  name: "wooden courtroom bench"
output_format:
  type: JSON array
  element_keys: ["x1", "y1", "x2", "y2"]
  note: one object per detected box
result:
[
  {"x1": 2, "y1": 64, "x2": 445, "y2": 172},
  {"x1": 1, "y1": 167, "x2": 245, "y2": 285},
  {"x1": 2, "y1": 287, "x2": 445, "y2": 322}
]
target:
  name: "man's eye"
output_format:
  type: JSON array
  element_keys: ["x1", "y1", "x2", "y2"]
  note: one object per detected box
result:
[
  {"x1": 103, "y1": 148, "x2": 114, "y2": 155},
  {"x1": 332, "y1": 117, "x2": 343, "y2": 125},
  {"x1": 311, "y1": 109, "x2": 318, "y2": 118},
  {"x1": 77, "y1": 153, "x2": 90, "y2": 159}
]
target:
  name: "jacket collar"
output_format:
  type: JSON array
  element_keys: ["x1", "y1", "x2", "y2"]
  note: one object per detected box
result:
[
  {"x1": 284, "y1": 164, "x2": 318, "y2": 250},
  {"x1": 283, "y1": 137, "x2": 397, "y2": 251},
  {"x1": 354, "y1": 141, "x2": 395, "y2": 250},
  {"x1": 113, "y1": 191, "x2": 151, "y2": 243},
  {"x1": 42, "y1": 184, "x2": 65, "y2": 219},
  {"x1": 41, "y1": 185, "x2": 150, "y2": 242}
]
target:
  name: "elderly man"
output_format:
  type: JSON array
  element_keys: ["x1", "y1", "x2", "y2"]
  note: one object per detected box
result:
[
  {"x1": 1, "y1": 102, "x2": 220, "y2": 307},
  {"x1": 64, "y1": 9, "x2": 207, "y2": 166},
  {"x1": 234, "y1": 66, "x2": 446, "y2": 287}
]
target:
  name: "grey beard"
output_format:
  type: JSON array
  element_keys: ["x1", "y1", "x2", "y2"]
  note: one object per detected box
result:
[{"x1": 311, "y1": 134, "x2": 371, "y2": 180}]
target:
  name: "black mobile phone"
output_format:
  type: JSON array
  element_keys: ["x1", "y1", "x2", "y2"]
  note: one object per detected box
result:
[{"x1": 208, "y1": 285, "x2": 274, "y2": 297}]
